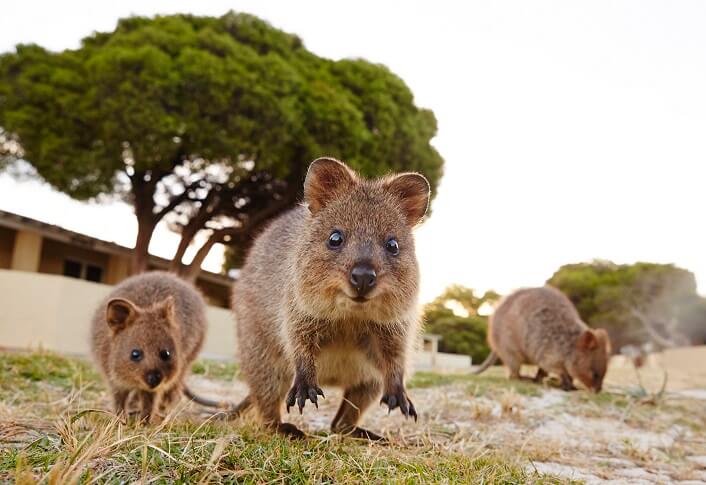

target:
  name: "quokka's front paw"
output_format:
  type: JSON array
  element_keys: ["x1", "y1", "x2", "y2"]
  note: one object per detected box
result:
[
  {"x1": 286, "y1": 376, "x2": 325, "y2": 414},
  {"x1": 381, "y1": 387, "x2": 417, "y2": 421}
]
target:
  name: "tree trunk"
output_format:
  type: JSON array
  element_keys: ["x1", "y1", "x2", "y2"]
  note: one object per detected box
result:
[
  {"x1": 130, "y1": 172, "x2": 159, "y2": 275},
  {"x1": 169, "y1": 190, "x2": 218, "y2": 273},
  {"x1": 132, "y1": 215, "x2": 157, "y2": 274},
  {"x1": 182, "y1": 229, "x2": 225, "y2": 282}
]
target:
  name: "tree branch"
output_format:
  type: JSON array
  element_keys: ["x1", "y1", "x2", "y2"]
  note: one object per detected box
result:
[{"x1": 155, "y1": 179, "x2": 203, "y2": 220}]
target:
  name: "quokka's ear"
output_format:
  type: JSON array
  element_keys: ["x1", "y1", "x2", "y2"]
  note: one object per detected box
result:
[
  {"x1": 594, "y1": 328, "x2": 612, "y2": 354},
  {"x1": 157, "y1": 295, "x2": 176, "y2": 325},
  {"x1": 385, "y1": 172, "x2": 430, "y2": 226},
  {"x1": 304, "y1": 157, "x2": 358, "y2": 214},
  {"x1": 576, "y1": 329, "x2": 599, "y2": 351},
  {"x1": 106, "y1": 298, "x2": 139, "y2": 333}
]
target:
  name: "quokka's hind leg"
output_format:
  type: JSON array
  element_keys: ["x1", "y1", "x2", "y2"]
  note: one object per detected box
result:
[
  {"x1": 560, "y1": 372, "x2": 577, "y2": 391},
  {"x1": 248, "y1": 364, "x2": 305, "y2": 438},
  {"x1": 256, "y1": 393, "x2": 306, "y2": 439},
  {"x1": 331, "y1": 380, "x2": 385, "y2": 441},
  {"x1": 533, "y1": 368, "x2": 548, "y2": 383},
  {"x1": 502, "y1": 354, "x2": 524, "y2": 380}
]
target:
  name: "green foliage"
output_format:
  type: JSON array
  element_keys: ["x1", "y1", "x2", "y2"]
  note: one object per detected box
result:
[
  {"x1": 423, "y1": 285, "x2": 499, "y2": 363},
  {"x1": 0, "y1": 12, "x2": 444, "y2": 271},
  {"x1": 0, "y1": 12, "x2": 443, "y2": 194},
  {"x1": 548, "y1": 260, "x2": 706, "y2": 348}
]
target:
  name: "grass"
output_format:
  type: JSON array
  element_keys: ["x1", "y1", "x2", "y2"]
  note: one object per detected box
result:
[
  {"x1": 191, "y1": 359, "x2": 239, "y2": 382},
  {"x1": 4, "y1": 416, "x2": 555, "y2": 483},
  {"x1": 409, "y1": 369, "x2": 542, "y2": 397},
  {"x1": 0, "y1": 352, "x2": 101, "y2": 398},
  {"x1": 0, "y1": 351, "x2": 568, "y2": 484}
]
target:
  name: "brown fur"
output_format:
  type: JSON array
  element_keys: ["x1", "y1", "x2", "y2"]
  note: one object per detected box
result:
[
  {"x1": 487, "y1": 286, "x2": 611, "y2": 392},
  {"x1": 91, "y1": 271, "x2": 206, "y2": 422},
  {"x1": 232, "y1": 157, "x2": 430, "y2": 438}
]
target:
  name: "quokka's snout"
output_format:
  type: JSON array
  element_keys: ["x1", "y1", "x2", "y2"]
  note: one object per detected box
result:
[
  {"x1": 349, "y1": 261, "x2": 377, "y2": 298},
  {"x1": 144, "y1": 369, "x2": 164, "y2": 389}
]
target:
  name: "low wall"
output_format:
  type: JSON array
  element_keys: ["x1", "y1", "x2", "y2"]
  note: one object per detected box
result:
[
  {"x1": 0, "y1": 269, "x2": 236, "y2": 359},
  {"x1": 414, "y1": 350, "x2": 471, "y2": 371}
]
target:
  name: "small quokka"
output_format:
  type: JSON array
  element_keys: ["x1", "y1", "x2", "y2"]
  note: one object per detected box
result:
[
  {"x1": 231, "y1": 157, "x2": 430, "y2": 439},
  {"x1": 91, "y1": 271, "x2": 225, "y2": 422},
  {"x1": 474, "y1": 286, "x2": 611, "y2": 392}
]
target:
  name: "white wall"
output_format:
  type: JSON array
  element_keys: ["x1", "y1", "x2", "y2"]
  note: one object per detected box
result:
[{"x1": 0, "y1": 269, "x2": 236, "y2": 359}]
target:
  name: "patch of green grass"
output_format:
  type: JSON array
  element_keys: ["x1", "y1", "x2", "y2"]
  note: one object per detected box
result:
[
  {"x1": 407, "y1": 371, "x2": 476, "y2": 389},
  {"x1": 409, "y1": 370, "x2": 543, "y2": 397},
  {"x1": 467, "y1": 375, "x2": 543, "y2": 398},
  {"x1": 574, "y1": 390, "x2": 631, "y2": 408},
  {"x1": 191, "y1": 359, "x2": 239, "y2": 381},
  {"x1": 0, "y1": 351, "x2": 102, "y2": 400}
]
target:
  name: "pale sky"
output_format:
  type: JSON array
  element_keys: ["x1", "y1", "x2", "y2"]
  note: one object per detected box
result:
[{"x1": 2, "y1": 1, "x2": 705, "y2": 301}]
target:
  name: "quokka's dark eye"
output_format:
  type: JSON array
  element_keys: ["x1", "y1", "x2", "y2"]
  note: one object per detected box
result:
[
  {"x1": 130, "y1": 349, "x2": 143, "y2": 362},
  {"x1": 159, "y1": 349, "x2": 171, "y2": 361},
  {"x1": 385, "y1": 238, "x2": 400, "y2": 256},
  {"x1": 327, "y1": 230, "x2": 344, "y2": 249},
  {"x1": 592, "y1": 371, "x2": 600, "y2": 381}
]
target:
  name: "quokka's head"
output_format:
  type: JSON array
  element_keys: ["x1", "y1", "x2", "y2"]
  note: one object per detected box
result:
[
  {"x1": 296, "y1": 157, "x2": 430, "y2": 322},
  {"x1": 568, "y1": 328, "x2": 612, "y2": 393},
  {"x1": 104, "y1": 296, "x2": 182, "y2": 391}
]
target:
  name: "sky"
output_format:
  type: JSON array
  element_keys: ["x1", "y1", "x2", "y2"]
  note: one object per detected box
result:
[{"x1": 2, "y1": 1, "x2": 705, "y2": 301}]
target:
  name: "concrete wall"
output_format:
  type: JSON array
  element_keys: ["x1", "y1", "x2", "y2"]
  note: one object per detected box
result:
[
  {"x1": 414, "y1": 350, "x2": 472, "y2": 371},
  {"x1": 0, "y1": 269, "x2": 236, "y2": 359}
]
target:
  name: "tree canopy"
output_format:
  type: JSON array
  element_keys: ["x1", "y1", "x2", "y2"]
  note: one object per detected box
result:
[
  {"x1": 548, "y1": 261, "x2": 706, "y2": 350},
  {"x1": 0, "y1": 12, "x2": 443, "y2": 277},
  {"x1": 423, "y1": 285, "x2": 500, "y2": 363}
]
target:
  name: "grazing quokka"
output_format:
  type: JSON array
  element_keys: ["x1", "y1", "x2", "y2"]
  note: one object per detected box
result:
[
  {"x1": 474, "y1": 286, "x2": 611, "y2": 392},
  {"x1": 231, "y1": 157, "x2": 430, "y2": 439},
  {"x1": 91, "y1": 271, "x2": 220, "y2": 422}
]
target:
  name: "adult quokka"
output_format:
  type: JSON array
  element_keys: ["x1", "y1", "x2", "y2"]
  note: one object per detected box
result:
[
  {"x1": 231, "y1": 157, "x2": 430, "y2": 439},
  {"x1": 474, "y1": 286, "x2": 611, "y2": 392},
  {"x1": 91, "y1": 271, "x2": 231, "y2": 423}
]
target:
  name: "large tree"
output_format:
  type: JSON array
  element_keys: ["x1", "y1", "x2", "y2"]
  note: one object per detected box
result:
[
  {"x1": 548, "y1": 261, "x2": 706, "y2": 350},
  {"x1": 0, "y1": 12, "x2": 443, "y2": 278}
]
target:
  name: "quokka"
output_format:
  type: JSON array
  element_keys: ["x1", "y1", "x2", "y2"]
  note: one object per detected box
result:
[
  {"x1": 474, "y1": 286, "x2": 611, "y2": 392},
  {"x1": 231, "y1": 157, "x2": 430, "y2": 439},
  {"x1": 91, "y1": 271, "x2": 232, "y2": 422}
]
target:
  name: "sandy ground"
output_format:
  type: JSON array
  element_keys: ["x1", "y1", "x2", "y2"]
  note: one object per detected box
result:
[{"x1": 185, "y1": 349, "x2": 706, "y2": 484}]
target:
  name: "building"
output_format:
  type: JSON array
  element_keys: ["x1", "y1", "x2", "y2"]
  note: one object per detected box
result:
[{"x1": 0, "y1": 209, "x2": 231, "y2": 308}]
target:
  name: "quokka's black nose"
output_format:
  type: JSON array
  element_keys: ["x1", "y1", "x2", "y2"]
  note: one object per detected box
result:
[
  {"x1": 350, "y1": 263, "x2": 377, "y2": 297},
  {"x1": 145, "y1": 370, "x2": 163, "y2": 388}
]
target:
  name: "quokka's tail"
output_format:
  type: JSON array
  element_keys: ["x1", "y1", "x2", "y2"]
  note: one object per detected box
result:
[
  {"x1": 472, "y1": 351, "x2": 499, "y2": 375},
  {"x1": 183, "y1": 388, "x2": 253, "y2": 418}
]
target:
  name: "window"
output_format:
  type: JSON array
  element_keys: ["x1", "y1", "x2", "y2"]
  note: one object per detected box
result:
[
  {"x1": 85, "y1": 265, "x2": 103, "y2": 283},
  {"x1": 63, "y1": 260, "x2": 82, "y2": 279},
  {"x1": 63, "y1": 260, "x2": 103, "y2": 283}
]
